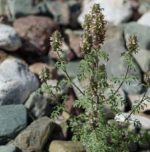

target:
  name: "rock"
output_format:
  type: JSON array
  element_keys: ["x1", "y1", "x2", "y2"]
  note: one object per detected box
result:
[
  {"x1": 0, "y1": 58, "x2": 39, "y2": 105},
  {"x1": 49, "y1": 41, "x2": 74, "y2": 61},
  {"x1": 58, "y1": 60, "x2": 80, "y2": 78},
  {"x1": 115, "y1": 113, "x2": 150, "y2": 130},
  {"x1": 13, "y1": 16, "x2": 58, "y2": 56},
  {"x1": 0, "y1": 0, "x2": 8, "y2": 17},
  {"x1": 65, "y1": 29, "x2": 82, "y2": 58},
  {"x1": 0, "y1": 50, "x2": 27, "y2": 65},
  {"x1": 46, "y1": 1, "x2": 70, "y2": 25},
  {"x1": 0, "y1": 105, "x2": 27, "y2": 144},
  {"x1": 0, "y1": 50, "x2": 10, "y2": 64},
  {"x1": 7, "y1": 0, "x2": 48, "y2": 20},
  {"x1": 0, "y1": 24, "x2": 22, "y2": 51},
  {"x1": 124, "y1": 22, "x2": 150, "y2": 50},
  {"x1": 49, "y1": 140, "x2": 86, "y2": 152},
  {"x1": 138, "y1": 11, "x2": 150, "y2": 27},
  {"x1": 78, "y1": 0, "x2": 133, "y2": 25},
  {"x1": 29, "y1": 62, "x2": 58, "y2": 80},
  {"x1": 138, "y1": 2, "x2": 150, "y2": 14},
  {"x1": 131, "y1": 48, "x2": 150, "y2": 72},
  {"x1": 102, "y1": 39, "x2": 143, "y2": 94},
  {"x1": 45, "y1": 79, "x2": 68, "y2": 101},
  {"x1": 105, "y1": 24, "x2": 125, "y2": 42},
  {"x1": 128, "y1": 89, "x2": 150, "y2": 112},
  {"x1": 13, "y1": 117, "x2": 54, "y2": 152},
  {"x1": 25, "y1": 92, "x2": 55, "y2": 118},
  {"x1": 67, "y1": 1, "x2": 81, "y2": 29},
  {"x1": 0, "y1": 144, "x2": 17, "y2": 152}
]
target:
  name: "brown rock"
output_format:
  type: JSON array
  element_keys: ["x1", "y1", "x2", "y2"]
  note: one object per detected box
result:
[
  {"x1": 13, "y1": 117, "x2": 54, "y2": 152},
  {"x1": 29, "y1": 62, "x2": 58, "y2": 79},
  {"x1": 49, "y1": 140, "x2": 86, "y2": 152},
  {"x1": 65, "y1": 29, "x2": 82, "y2": 58},
  {"x1": 0, "y1": 50, "x2": 9, "y2": 63},
  {"x1": 0, "y1": 50, "x2": 27, "y2": 65},
  {"x1": 13, "y1": 16, "x2": 58, "y2": 56},
  {"x1": 49, "y1": 41, "x2": 75, "y2": 61}
]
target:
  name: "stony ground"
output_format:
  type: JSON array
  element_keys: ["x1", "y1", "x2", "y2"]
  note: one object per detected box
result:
[{"x1": 0, "y1": 0, "x2": 150, "y2": 152}]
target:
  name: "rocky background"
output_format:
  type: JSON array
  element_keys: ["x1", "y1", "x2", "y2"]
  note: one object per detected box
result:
[{"x1": 0, "y1": 0, "x2": 150, "y2": 151}]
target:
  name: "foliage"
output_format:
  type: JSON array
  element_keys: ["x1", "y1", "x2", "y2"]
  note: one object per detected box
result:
[{"x1": 39, "y1": 3, "x2": 150, "y2": 152}]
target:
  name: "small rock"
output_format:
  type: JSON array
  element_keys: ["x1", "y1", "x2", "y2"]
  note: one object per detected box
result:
[
  {"x1": 29, "y1": 62, "x2": 58, "y2": 80},
  {"x1": 0, "y1": 24, "x2": 22, "y2": 51},
  {"x1": 128, "y1": 88, "x2": 150, "y2": 112},
  {"x1": 0, "y1": 50, "x2": 10, "y2": 64},
  {"x1": 49, "y1": 140, "x2": 86, "y2": 152},
  {"x1": 46, "y1": 1, "x2": 70, "y2": 25},
  {"x1": 25, "y1": 92, "x2": 55, "y2": 118},
  {"x1": 13, "y1": 117, "x2": 54, "y2": 152},
  {"x1": 138, "y1": 2, "x2": 150, "y2": 14},
  {"x1": 49, "y1": 41, "x2": 74, "y2": 61},
  {"x1": 13, "y1": 16, "x2": 58, "y2": 56},
  {"x1": 0, "y1": 105, "x2": 27, "y2": 144},
  {"x1": 0, "y1": 144, "x2": 17, "y2": 152},
  {"x1": 0, "y1": 58, "x2": 39, "y2": 105}
]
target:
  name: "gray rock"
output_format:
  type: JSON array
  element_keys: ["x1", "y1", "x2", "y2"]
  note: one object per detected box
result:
[
  {"x1": 138, "y1": 2, "x2": 150, "y2": 14},
  {"x1": 7, "y1": 0, "x2": 47, "y2": 20},
  {"x1": 25, "y1": 92, "x2": 55, "y2": 118},
  {"x1": 102, "y1": 39, "x2": 142, "y2": 94},
  {"x1": 132, "y1": 48, "x2": 150, "y2": 72},
  {"x1": 138, "y1": 11, "x2": 150, "y2": 27},
  {"x1": 0, "y1": 144, "x2": 16, "y2": 152},
  {"x1": 115, "y1": 113, "x2": 150, "y2": 130},
  {"x1": 13, "y1": 117, "x2": 54, "y2": 152},
  {"x1": 0, "y1": 24, "x2": 22, "y2": 51},
  {"x1": 0, "y1": 58, "x2": 39, "y2": 105},
  {"x1": 58, "y1": 61, "x2": 80, "y2": 78},
  {"x1": 124, "y1": 22, "x2": 150, "y2": 50},
  {"x1": 46, "y1": 1, "x2": 70, "y2": 25},
  {"x1": 0, "y1": 105, "x2": 27, "y2": 144}
]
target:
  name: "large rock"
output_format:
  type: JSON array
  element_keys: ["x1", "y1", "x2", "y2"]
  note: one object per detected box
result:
[
  {"x1": 0, "y1": 105, "x2": 27, "y2": 144},
  {"x1": 13, "y1": 117, "x2": 54, "y2": 152},
  {"x1": 115, "y1": 113, "x2": 150, "y2": 130},
  {"x1": 13, "y1": 16, "x2": 58, "y2": 56},
  {"x1": 49, "y1": 140, "x2": 86, "y2": 152},
  {"x1": 102, "y1": 39, "x2": 143, "y2": 94},
  {"x1": 124, "y1": 22, "x2": 150, "y2": 50},
  {"x1": 78, "y1": 0, "x2": 133, "y2": 25},
  {"x1": 137, "y1": 11, "x2": 150, "y2": 27},
  {"x1": 131, "y1": 48, "x2": 150, "y2": 72},
  {"x1": 0, "y1": 144, "x2": 17, "y2": 152},
  {"x1": 0, "y1": 58, "x2": 39, "y2": 105},
  {"x1": 0, "y1": 24, "x2": 22, "y2": 51}
]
